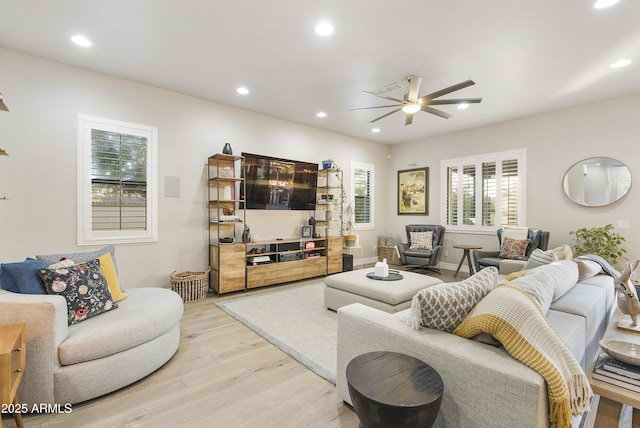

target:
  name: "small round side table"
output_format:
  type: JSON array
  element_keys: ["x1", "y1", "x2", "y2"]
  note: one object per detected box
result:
[
  {"x1": 453, "y1": 244, "x2": 482, "y2": 278},
  {"x1": 346, "y1": 351, "x2": 443, "y2": 428}
]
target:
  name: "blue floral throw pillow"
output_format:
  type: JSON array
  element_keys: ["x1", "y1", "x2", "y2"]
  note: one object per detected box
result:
[{"x1": 38, "y1": 259, "x2": 118, "y2": 325}]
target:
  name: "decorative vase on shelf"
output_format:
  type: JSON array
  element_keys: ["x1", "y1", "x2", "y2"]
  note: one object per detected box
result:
[{"x1": 222, "y1": 143, "x2": 233, "y2": 155}]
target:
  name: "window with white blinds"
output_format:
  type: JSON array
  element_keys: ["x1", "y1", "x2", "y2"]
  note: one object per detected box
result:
[
  {"x1": 441, "y1": 149, "x2": 526, "y2": 231},
  {"x1": 77, "y1": 114, "x2": 158, "y2": 245},
  {"x1": 351, "y1": 162, "x2": 374, "y2": 229}
]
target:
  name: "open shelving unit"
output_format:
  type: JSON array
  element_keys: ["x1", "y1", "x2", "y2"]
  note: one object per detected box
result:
[{"x1": 208, "y1": 153, "x2": 246, "y2": 294}]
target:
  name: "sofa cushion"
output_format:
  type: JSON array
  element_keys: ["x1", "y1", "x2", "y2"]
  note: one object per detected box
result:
[
  {"x1": 499, "y1": 237, "x2": 529, "y2": 259},
  {"x1": 0, "y1": 258, "x2": 48, "y2": 294},
  {"x1": 97, "y1": 253, "x2": 127, "y2": 302},
  {"x1": 39, "y1": 259, "x2": 118, "y2": 325},
  {"x1": 58, "y1": 287, "x2": 184, "y2": 366},
  {"x1": 546, "y1": 309, "x2": 586, "y2": 370},
  {"x1": 509, "y1": 260, "x2": 579, "y2": 313},
  {"x1": 550, "y1": 280, "x2": 608, "y2": 368},
  {"x1": 409, "y1": 231, "x2": 433, "y2": 250},
  {"x1": 575, "y1": 259, "x2": 602, "y2": 281},
  {"x1": 523, "y1": 248, "x2": 556, "y2": 269},
  {"x1": 37, "y1": 245, "x2": 118, "y2": 272},
  {"x1": 409, "y1": 266, "x2": 498, "y2": 332}
]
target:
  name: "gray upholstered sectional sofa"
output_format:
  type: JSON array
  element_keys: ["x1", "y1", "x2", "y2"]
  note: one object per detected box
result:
[{"x1": 336, "y1": 260, "x2": 616, "y2": 427}]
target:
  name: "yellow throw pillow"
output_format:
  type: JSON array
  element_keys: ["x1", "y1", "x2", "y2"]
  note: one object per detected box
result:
[
  {"x1": 505, "y1": 269, "x2": 531, "y2": 281},
  {"x1": 98, "y1": 253, "x2": 128, "y2": 302}
]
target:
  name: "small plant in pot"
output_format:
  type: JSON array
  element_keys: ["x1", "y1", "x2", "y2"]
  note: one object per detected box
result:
[
  {"x1": 570, "y1": 223, "x2": 627, "y2": 268},
  {"x1": 343, "y1": 203, "x2": 357, "y2": 247}
]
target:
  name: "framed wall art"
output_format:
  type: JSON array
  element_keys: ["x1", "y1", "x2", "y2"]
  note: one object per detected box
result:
[{"x1": 398, "y1": 167, "x2": 428, "y2": 215}]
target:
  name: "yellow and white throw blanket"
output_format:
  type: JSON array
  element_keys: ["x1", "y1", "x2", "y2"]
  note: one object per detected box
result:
[{"x1": 453, "y1": 285, "x2": 592, "y2": 428}]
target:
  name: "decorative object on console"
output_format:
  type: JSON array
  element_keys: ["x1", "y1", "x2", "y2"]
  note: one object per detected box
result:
[
  {"x1": 398, "y1": 167, "x2": 428, "y2": 215},
  {"x1": 222, "y1": 142, "x2": 233, "y2": 154},
  {"x1": 0, "y1": 148, "x2": 7, "y2": 156},
  {"x1": 599, "y1": 340, "x2": 640, "y2": 367},
  {"x1": 0, "y1": 92, "x2": 9, "y2": 111},
  {"x1": 614, "y1": 259, "x2": 640, "y2": 330},
  {"x1": 301, "y1": 225, "x2": 313, "y2": 239}
]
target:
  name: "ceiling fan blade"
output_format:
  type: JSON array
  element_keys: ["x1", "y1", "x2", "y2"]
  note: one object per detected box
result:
[
  {"x1": 407, "y1": 75, "x2": 422, "y2": 103},
  {"x1": 349, "y1": 104, "x2": 402, "y2": 111},
  {"x1": 362, "y1": 91, "x2": 406, "y2": 104},
  {"x1": 429, "y1": 98, "x2": 483, "y2": 105},
  {"x1": 369, "y1": 107, "x2": 404, "y2": 123},
  {"x1": 421, "y1": 106, "x2": 452, "y2": 119},
  {"x1": 405, "y1": 113, "x2": 414, "y2": 126},
  {"x1": 419, "y1": 80, "x2": 475, "y2": 103}
]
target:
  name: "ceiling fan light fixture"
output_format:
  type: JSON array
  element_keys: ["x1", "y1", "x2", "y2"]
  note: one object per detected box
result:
[
  {"x1": 402, "y1": 104, "x2": 421, "y2": 114},
  {"x1": 371, "y1": 128, "x2": 381, "y2": 133},
  {"x1": 457, "y1": 102, "x2": 470, "y2": 110}
]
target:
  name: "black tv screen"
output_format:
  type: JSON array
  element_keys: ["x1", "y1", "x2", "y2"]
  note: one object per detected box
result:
[{"x1": 241, "y1": 153, "x2": 318, "y2": 210}]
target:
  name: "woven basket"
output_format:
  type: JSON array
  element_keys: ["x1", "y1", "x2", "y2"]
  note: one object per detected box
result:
[
  {"x1": 378, "y1": 245, "x2": 401, "y2": 265},
  {"x1": 170, "y1": 266, "x2": 211, "y2": 303}
]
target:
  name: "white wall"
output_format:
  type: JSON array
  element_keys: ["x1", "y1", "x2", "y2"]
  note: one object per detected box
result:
[
  {"x1": 387, "y1": 95, "x2": 640, "y2": 271},
  {"x1": 0, "y1": 48, "x2": 389, "y2": 287}
]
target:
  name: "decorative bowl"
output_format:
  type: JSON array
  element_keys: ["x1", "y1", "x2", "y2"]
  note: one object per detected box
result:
[{"x1": 600, "y1": 339, "x2": 640, "y2": 366}]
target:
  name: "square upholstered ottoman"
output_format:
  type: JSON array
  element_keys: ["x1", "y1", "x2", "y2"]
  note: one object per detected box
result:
[{"x1": 324, "y1": 269, "x2": 442, "y2": 313}]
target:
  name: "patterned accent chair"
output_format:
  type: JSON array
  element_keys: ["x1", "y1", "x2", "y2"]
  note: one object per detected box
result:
[
  {"x1": 397, "y1": 224, "x2": 445, "y2": 274},
  {"x1": 472, "y1": 228, "x2": 550, "y2": 273}
]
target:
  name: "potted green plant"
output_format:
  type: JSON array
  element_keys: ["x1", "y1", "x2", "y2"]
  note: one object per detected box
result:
[{"x1": 570, "y1": 224, "x2": 627, "y2": 268}]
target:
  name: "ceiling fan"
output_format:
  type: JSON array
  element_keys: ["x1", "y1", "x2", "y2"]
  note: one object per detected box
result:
[{"x1": 352, "y1": 75, "x2": 482, "y2": 125}]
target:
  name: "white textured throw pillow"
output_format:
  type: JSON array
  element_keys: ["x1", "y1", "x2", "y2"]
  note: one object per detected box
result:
[
  {"x1": 409, "y1": 231, "x2": 433, "y2": 250},
  {"x1": 523, "y1": 248, "x2": 557, "y2": 269},
  {"x1": 408, "y1": 266, "x2": 498, "y2": 332}
]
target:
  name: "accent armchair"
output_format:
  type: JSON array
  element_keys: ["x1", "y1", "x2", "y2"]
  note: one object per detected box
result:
[
  {"x1": 472, "y1": 228, "x2": 550, "y2": 274},
  {"x1": 397, "y1": 224, "x2": 445, "y2": 274}
]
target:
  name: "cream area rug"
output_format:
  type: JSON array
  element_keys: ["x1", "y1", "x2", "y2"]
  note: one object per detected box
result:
[{"x1": 216, "y1": 282, "x2": 337, "y2": 384}]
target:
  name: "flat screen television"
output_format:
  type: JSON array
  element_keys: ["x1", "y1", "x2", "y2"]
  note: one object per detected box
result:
[{"x1": 241, "y1": 152, "x2": 318, "y2": 210}]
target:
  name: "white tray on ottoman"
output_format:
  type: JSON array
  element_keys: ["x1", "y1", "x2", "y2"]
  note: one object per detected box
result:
[{"x1": 324, "y1": 269, "x2": 443, "y2": 313}]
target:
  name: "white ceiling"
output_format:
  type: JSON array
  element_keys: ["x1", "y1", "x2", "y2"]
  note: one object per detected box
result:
[{"x1": 1, "y1": 0, "x2": 639, "y2": 145}]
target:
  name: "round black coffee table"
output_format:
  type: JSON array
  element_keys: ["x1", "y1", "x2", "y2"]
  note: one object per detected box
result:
[{"x1": 346, "y1": 351, "x2": 443, "y2": 428}]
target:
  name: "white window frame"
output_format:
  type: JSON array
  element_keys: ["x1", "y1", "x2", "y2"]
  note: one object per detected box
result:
[
  {"x1": 77, "y1": 114, "x2": 158, "y2": 245},
  {"x1": 350, "y1": 161, "x2": 374, "y2": 230},
  {"x1": 440, "y1": 149, "x2": 526, "y2": 233}
]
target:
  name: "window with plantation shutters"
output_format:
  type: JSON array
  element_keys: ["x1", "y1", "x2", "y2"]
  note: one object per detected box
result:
[
  {"x1": 351, "y1": 162, "x2": 374, "y2": 229},
  {"x1": 441, "y1": 149, "x2": 526, "y2": 231},
  {"x1": 78, "y1": 115, "x2": 158, "y2": 245}
]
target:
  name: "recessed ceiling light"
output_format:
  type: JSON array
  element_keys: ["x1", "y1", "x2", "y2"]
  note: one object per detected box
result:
[
  {"x1": 594, "y1": 0, "x2": 619, "y2": 9},
  {"x1": 316, "y1": 112, "x2": 327, "y2": 118},
  {"x1": 371, "y1": 128, "x2": 381, "y2": 133},
  {"x1": 457, "y1": 103, "x2": 470, "y2": 110},
  {"x1": 315, "y1": 21, "x2": 334, "y2": 36},
  {"x1": 236, "y1": 87, "x2": 249, "y2": 95},
  {"x1": 610, "y1": 59, "x2": 632, "y2": 68},
  {"x1": 71, "y1": 35, "x2": 92, "y2": 47}
]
